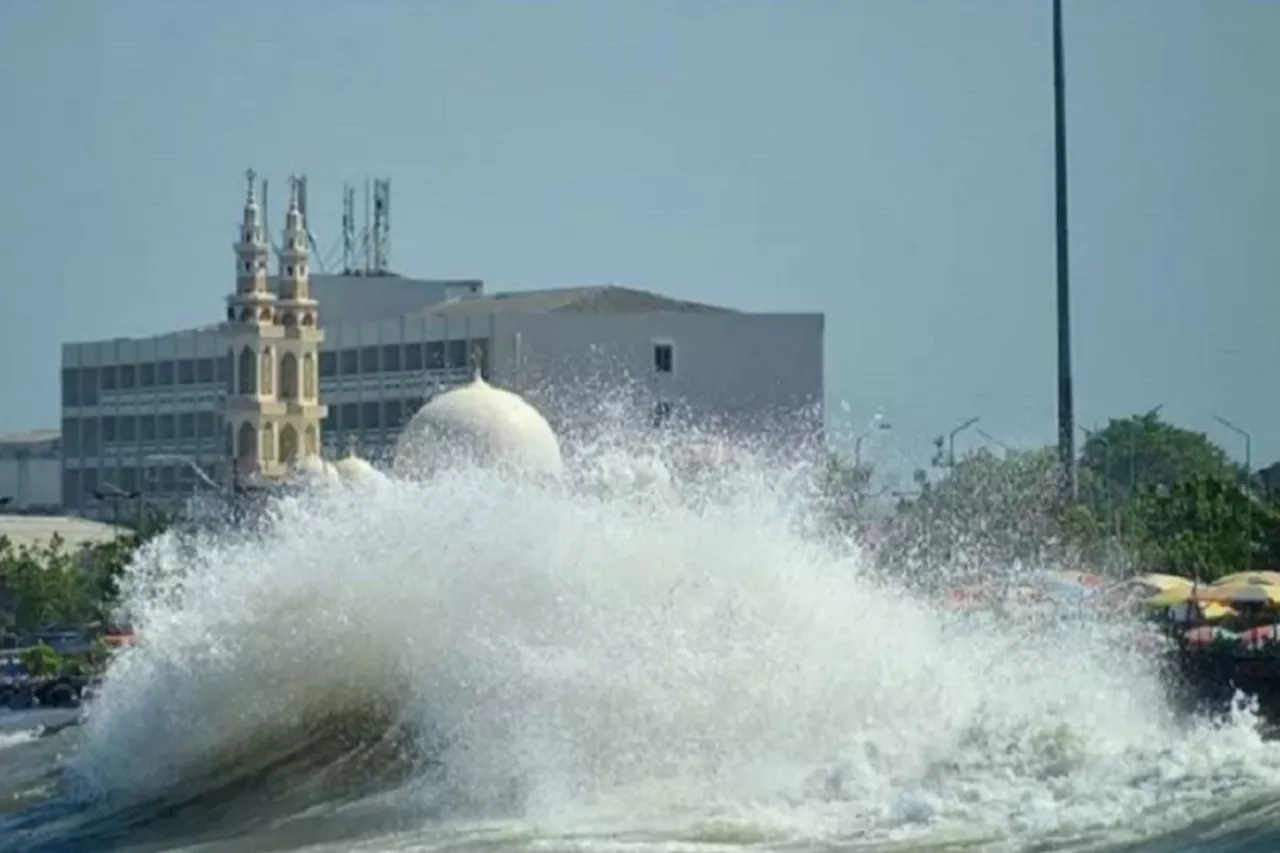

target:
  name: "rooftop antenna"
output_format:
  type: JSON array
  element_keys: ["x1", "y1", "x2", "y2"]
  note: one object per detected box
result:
[
  {"x1": 364, "y1": 178, "x2": 372, "y2": 275},
  {"x1": 373, "y1": 178, "x2": 391, "y2": 274},
  {"x1": 341, "y1": 183, "x2": 356, "y2": 274}
]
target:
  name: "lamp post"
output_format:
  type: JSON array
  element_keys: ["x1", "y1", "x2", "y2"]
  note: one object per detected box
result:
[
  {"x1": 945, "y1": 417, "x2": 981, "y2": 468},
  {"x1": 976, "y1": 428, "x2": 1011, "y2": 456},
  {"x1": 1213, "y1": 413, "x2": 1253, "y2": 565},
  {"x1": 1052, "y1": 0, "x2": 1076, "y2": 501}
]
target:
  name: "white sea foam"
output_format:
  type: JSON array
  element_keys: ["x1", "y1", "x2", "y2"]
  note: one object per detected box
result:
[{"x1": 66, "y1": 426, "x2": 1280, "y2": 851}]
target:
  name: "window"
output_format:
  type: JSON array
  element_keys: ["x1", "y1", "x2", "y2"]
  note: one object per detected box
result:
[
  {"x1": 178, "y1": 359, "x2": 195, "y2": 385},
  {"x1": 340, "y1": 403, "x2": 359, "y2": 430},
  {"x1": 61, "y1": 418, "x2": 80, "y2": 452},
  {"x1": 425, "y1": 342, "x2": 445, "y2": 369},
  {"x1": 81, "y1": 468, "x2": 98, "y2": 499},
  {"x1": 405, "y1": 343, "x2": 424, "y2": 371},
  {"x1": 196, "y1": 358, "x2": 214, "y2": 384},
  {"x1": 178, "y1": 412, "x2": 195, "y2": 439},
  {"x1": 319, "y1": 351, "x2": 337, "y2": 378},
  {"x1": 158, "y1": 414, "x2": 175, "y2": 440},
  {"x1": 119, "y1": 415, "x2": 137, "y2": 442},
  {"x1": 404, "y1": 397, "x2": 424, "y2": 417},
  {"x1": 446, "y1": 340, "x2": 468, "y2": 369},
  {"x1": 119, "y1": 467, "x2": 138, "y2": 493},
  {"x1": 140, "y1": 363, "x2": 156, "y2": 387},
  {"x1": 82, "y1": 419, "x2": 99, "y2": 454},
  {"x1": 384, "y1": 399, "x2": 404, "y2": 430},
  {"x1": 654, "y1": 343, "x2": 674, "y2": 374},
  {"x1": 101, "y1": 366, "x2": 118, "y2": 390},
  {"x1": 120, "y1": 364, "x2": 137, "y2": 389},
  {"x1": 80, "y1": 368, "x2": 99, "y2": 406},
  {"x1": 159, "y1": 465, "x2": 177, "y2": 493},
  {"x1": 158, "y1": 361, "x2": 174, "y2": 386},
  {"x1": 216, "y1": 354, "x2": 231, "y2": 385},
  {"x1": 197, "y1": 411, "x2": 214, "y2": 438},
  {"x1": 362, "y1": 401, "x2": 381, "y2": 429},
  {"x1": 139, "y1": 415, "x2": 156, "y2": 441},
  {"x1": 340, "y1": 349, "x2": 359, "y2": 376},
  {"x1": 360, "y1": 346, "x2": 380, "y2": 373},
  {"x1": 101, "y1": 415, "x2": 117, "y2": 443},
  {"x1": 382, "y1": 344, "x2": 401, "y2": 372},
  {"x1": 62, "y1": 369, "x2": 80, "y2": 406}
]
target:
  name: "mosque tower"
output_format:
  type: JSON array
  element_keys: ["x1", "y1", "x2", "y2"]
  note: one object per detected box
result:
[{"x1": 221, "y1": 170, "x2": 326, "y2": 486}]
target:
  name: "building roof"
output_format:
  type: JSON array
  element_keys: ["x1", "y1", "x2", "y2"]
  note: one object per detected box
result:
[
  {"x1": 0, "y1": 514, "x2": 128, "y2": 552},
  {"x1": 425, "y1": 285, "x2": 738, "y2": 317},
  {"x1": 0, "y1": 430, "x2": 60, "y2": 448}
]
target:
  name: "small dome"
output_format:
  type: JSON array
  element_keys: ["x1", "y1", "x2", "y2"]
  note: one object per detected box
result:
[
  {"x1": 292, "y1": 454, "x2": 340, "y2": 485},
  {"x1": 334, "y1": 455, "x2": 380, "y2": 482},
  {"x1": 393, "y1": 375, "x2": 563, "y2": 479}
]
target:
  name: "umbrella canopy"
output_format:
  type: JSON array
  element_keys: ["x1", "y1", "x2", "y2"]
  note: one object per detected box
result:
[
  {"x1": 1167, "y1": 600, "x2": 1237, "y2": 623},
  {"x1": 1199, "y1": 582, "x2": 1280, "y2": 607},
  {"x1": 1213, "y1": 571, "x2": 1280, "y2": 588}
]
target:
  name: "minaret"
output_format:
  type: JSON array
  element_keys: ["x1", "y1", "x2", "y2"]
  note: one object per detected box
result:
[
  {"x1": 272, "y1": 175, "x2": 328, "y2": 467},
  {"x1": 222, "y1": 168, "x2": 285, "y2": 485}
]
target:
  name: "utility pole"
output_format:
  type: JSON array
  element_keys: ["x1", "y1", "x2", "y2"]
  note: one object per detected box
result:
[{"x1": 1053, "y1": 0, "x2": 1077, "y2": 501}]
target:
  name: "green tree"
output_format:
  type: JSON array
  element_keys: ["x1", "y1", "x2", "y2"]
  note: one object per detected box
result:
[
  {"x1": 1079, "y1": 412, "x2": 1243, "y2": 515},
  {"x1": 19, "y1": 642, "x2": 62, "y2": 677}
]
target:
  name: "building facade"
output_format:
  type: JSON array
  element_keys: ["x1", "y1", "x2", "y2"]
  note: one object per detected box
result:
[
  {"x1": 0, "y1": 430, "x2": 62, "y2": 512},
  {"x1": 58, "y1": 177, "x2": 824, "y2": 519}
]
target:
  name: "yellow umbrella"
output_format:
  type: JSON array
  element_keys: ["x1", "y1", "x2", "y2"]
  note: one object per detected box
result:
[
  {"x1": 1146, "y1": 585, "x2": 1205, "y2": 609},
  {"x1": 1213, "y1": 571, "x2": 1280, "y2": 587},
  {"x1": 1137, "y1": 573, "x2": 1197, "y2": 592},
  {"x1": 1199, "y1": 582, "x2": 1280, "y2": 607}
]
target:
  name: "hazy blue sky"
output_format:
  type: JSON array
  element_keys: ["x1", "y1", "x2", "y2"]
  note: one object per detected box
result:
[{"x1": 1, "y1": 0, "x2": 1276, "y2": 480}]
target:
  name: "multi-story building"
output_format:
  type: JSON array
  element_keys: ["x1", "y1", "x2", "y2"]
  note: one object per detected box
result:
[
  {"x1": 59, "y1": 174, "x2": 824, "y2": 520},
  {"x1": 0, "y1": 430, "x2": 62, "y2": 512}
]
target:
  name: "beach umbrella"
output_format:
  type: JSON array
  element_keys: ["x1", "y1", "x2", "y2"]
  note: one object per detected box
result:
[
  {"x1": 1146, "y1": 584, "x2": 1207, "y2": 609},
  {"x1": 1212, "y1": 571, "x2": 1280, "y2": 587},
  {"x1": 1199, "y1": 582, "x2": 1280, "y2": 607},
  {"x1": 1167, "y1": 601, "x2": 1237, "y2": 623}
]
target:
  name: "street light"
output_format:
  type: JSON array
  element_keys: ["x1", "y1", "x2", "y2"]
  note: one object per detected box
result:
[
  {"x1": 1213, "y1": 413, "x2": 1253, "y2": 565},
  {"x1": 940, "y1": 416, "x2": 980, "y2": 467},
  {"x1": 976, "y1": 429, "x2": 1011, "y2": 455}
]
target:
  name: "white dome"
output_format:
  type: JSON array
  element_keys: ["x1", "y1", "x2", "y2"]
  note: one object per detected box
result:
[
  {"x1": 293, "y1": 454, "x2": 341, "y2": 485},
  {"x1": 393, "y1": 376, "x2": 563, "y2": 479},
  {"x1": 334, "y1": 455, "x2": 381, "y2": 482}
]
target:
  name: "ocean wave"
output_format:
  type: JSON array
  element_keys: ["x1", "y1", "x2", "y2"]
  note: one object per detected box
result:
[{"x1": 15, "y1": 430, "x2": 1280, "y2": 852}]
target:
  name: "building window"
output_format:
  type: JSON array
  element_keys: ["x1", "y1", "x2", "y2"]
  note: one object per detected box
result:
[
  {"x1": 119, "y1": 467, "x2": 138, "y2": 493},
  {"x1": 362, "y1": 401, "x2": 382, "y2": 430},
  {"x1": 197, "y1": 411, "x2": 214, "y2": 438},
  {"x1": 382, "y1": 344, "x2": 401, "y2": 372},
  {"x1": 425, "y1": 342, "x2": 445, "y2": 369},
  {"x1": 653, "y1": 401, "x2": 672, "y2": 428},
  {"x1": 403, "y1": 397, "x2": 424, "y2": 417},
  {"x1": 81, "y1": 468, "x2": 98, "y2": 501},
  {"x1": 82, "y1": 419, "x2": 99, "y2": 455},
  {"x1": 178, "y1": 359, "x2": 195, "y2": 385},
  {"x1": 140, "y1": 362, "x2": 156, "y2": 387},
  {"x1": 279, "y1": 352, "x2": 299, "y2": 401},
  {"x1": 119, "y1": 415, "x2": 137, "y2": 442},
  {"x1": 302, "y1": 353, "x2": 316, "y2": 399},
  {"x1": 159, "y1": 465, "x2": 177, "y2": 493},
  {"x1": 139, "y1": 415, "x2": 156, "y2": 441},
  {"x1": 196, "y1": 358, "x2": 214, "y2": 384},
  {"x1": 178, "y1": 412, "x2": 195, "y2": 439},
  {"x1": 360, "y1": 346, "x2": 380, "y2": 373},
  {"x1": 446, "y1": 340, "x2": 468, "y2": 369},
  {"x1": 80, "y1": 368, "x2": 99, "y2": 406},
  {"x1": 238, "y1": 347, "x2": 257, "y2": 395},
  {"x1": 405, "y1": 343, "x2": 424, "y2": 371},
  {"x1": 101, "y1": 415, "x2": 117, "y2": 443},
  {"x1": 216, "y1": 354, "x2": 231, "y2": 386},
  {"x1": 61, "y1": 417, "x2": 80, "y2": 452},
  {"x1": 319, "y1": 351, "x2": 337, "y2": 378},
  {"x1": 384, "y1": 399, "x2": 404, "y2": 430},
  {"x1": 158, "y1": 414, "x2": 175, "y2": 440},
  {"x1": 654, "y1": 343, "x2": 674, "y2": 374},
  {"x1": 101, "y1": 366, "x2": 118, "y2": 390},
  {"x1": 158, "y1": 361, "x2": 174, "y2": 386},
  {"x1": 120, "y1": 364, "x2": 137, "y2": 389},
  {"x1": 61, "y1": 369, "x2": 80, "y2": 406},
  {"x1": 340, "y1": 349, "x2": 359, "y2": 376},
  {"x1": 340, "y1": 403, "x2": 359, "y2": 430}
]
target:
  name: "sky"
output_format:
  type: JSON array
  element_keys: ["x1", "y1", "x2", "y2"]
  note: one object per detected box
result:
[{"x1": 0, "y1": 0, "x2": 1277, "y2": 483}]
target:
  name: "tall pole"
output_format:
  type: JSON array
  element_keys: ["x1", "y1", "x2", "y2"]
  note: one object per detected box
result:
[
  {"x1": 1053, "y1": 0, "x2": 1076, "y2": 501},
  {"x1": 948, "y1": 416, "x2": 981, "y2": 467}
]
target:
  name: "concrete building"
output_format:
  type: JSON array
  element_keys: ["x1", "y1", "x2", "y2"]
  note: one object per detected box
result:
[
  {"x1": 58, "y1": 173, "x2": 824, "y2": 519},
  {"x1": 0, "y1": 430, "x2": 62, "y2": 512}
]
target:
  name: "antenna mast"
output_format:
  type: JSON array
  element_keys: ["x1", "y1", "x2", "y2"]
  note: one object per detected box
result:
[
  {"x1": 373, "y1": 178, "x2": 391, "y2": 274},
  {"x1": 341, "y1": 184, "x2": 356, "y2": 274}
]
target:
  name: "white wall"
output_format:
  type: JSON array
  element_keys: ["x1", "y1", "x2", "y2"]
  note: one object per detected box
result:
[{"x1": 0, "y1": 454, "x2": 61, "y2": 510}]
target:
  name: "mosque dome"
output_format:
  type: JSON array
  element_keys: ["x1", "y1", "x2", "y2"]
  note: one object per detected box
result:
[
  {"x1": 292, "y1": 454, "x2": 340, "y2": 486},
  {"x1": 333, "y1": 454, "x2": 381, "y2": 483},
  {"x1": 393, "y1": 374, "x2": 563, "y2": 479}
]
